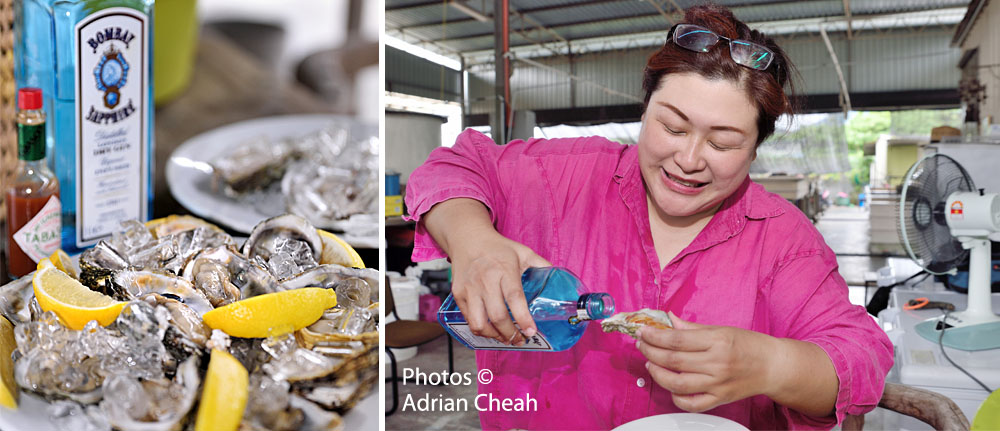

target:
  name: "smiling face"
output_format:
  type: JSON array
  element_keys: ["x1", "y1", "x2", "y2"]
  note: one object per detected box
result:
[{"x1": 638, "y1": 72, "x2": 759, "y2": 225}]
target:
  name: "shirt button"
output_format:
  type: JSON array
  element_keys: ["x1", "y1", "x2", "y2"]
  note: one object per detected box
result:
[{"x1": 637, "y1": 378, "x2": 646, "y2": 388}]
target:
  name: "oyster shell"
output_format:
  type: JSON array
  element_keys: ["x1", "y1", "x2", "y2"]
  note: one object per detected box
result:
[
  {"x1": 141, "y1": 293, "x2": 210, "y2": 365},
  {"x1": 281, "y1": 265, "x2": 378, "y2": 299},
  {"x1": 79, "y1": 241, "x2": 130, "y2": 295},
  {"x1": 601, "y1": 308, "x2": 673, "y2": 339},
  {"x1": 146, "y1": 215, "x2": 227, "y2": 239},
  {"x1": 113, "y1": 270, "x2": 215, "y2": 316},
  {"x1": 211, "y1": 136, "x2": 296, "y2": 196},
  {"x1": 242, "y1": 214, "x2": 323, "y2": 263},
  {"x1": 101, "y1": 356, "x2": 200, "y2": 431},
  {"x1": 0, "y1": 276, "x2": 34, "y2": 324},
  {"x1": 182, "y1": 245, "x2": 279, "y2": 300}
]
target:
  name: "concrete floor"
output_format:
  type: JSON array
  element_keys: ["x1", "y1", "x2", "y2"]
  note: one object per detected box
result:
[{"x1": 385, "y1": 205, "x2": 902, "y2": 430}]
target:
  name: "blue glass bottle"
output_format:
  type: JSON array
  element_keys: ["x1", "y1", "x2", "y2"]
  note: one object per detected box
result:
[
  {"x1": 16, "y1": 0, "x2": 155, "y2": 254},
  {"x1": 438, "y1": 267, "x2": 615, "y2": 351}
]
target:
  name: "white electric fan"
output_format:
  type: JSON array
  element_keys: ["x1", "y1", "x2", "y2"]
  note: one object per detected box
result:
[{"x1": 898, "y1": 153, "x2": 1000, "y2": 351}]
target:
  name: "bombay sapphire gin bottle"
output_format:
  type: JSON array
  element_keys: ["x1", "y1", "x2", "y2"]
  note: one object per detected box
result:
[
  {"x1": 438, "y1": 267, "x2": 614, "y2": 351},
  {"x1": 16, "y1": 0, "x2": 155, "y2": 254}
]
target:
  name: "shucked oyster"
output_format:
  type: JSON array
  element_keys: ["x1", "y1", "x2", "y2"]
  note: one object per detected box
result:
[
  {"x1": 601, "y1": 308, "x2": 673, "y2": 339},
  {"x1": 242, "y1": 214, "x2": 323, "y2": 264},
  {"x1": 211, "y1": 136, "x2": 296, "y2": 196}
]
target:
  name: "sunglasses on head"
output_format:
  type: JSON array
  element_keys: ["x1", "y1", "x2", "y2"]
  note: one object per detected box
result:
[{"x1": 668, "y1": 23, "x2": 775, "y2": 71}]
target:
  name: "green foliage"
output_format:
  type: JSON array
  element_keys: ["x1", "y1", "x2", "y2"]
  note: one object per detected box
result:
[
  {"x1": 844, "y1": 112, "x2": 890, "y2": 193},
  {"x1": 842, "y1": 109, "x2": 963, "y2": 196},
  {"x1": 889, "y1": 109, "x2": 964, "y2": 136},
  {"x1": 846, "y1": 112, "x2": 890, "y2": 153}
]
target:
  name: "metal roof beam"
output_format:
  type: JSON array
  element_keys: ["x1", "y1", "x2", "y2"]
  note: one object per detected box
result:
[
  {"x1": 387, "y1": 27, "x2": 466, "y2": 57},
  {"x1": 644, "y1": 0, "x2": 675, "y2": 26},
  {"x1": 819, "y1": 25, "x2": 851, "y2": 114},
  {"x1": 421, "y1": 12, "x2": 670, "y2": 43},
  {"x1": 416, "y1": 2, "x2": 951, "y2": 44},
  {"x1": 459, "y1": 9, "x2": 964, "y2": 64},
  {"x1": 842, "y1": 0, "x2": 852, "y2": 39},
  {"x1": 387, "y1": 1, "x2": 453, "y2": 12},
  {"x1": 392, "y1": 0, "x2": 629, "y2": 30}
]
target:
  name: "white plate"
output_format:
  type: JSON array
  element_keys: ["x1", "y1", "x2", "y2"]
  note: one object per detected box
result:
[
  {"x1": 166, "y1": 114, "x2": 378, "y2": 249},
  {"x1": 0, "y1": 392, "x2": 379, "y2": 430},
  {"x1": 613, "y1": 413, "x2": 750, "y2": 431}
]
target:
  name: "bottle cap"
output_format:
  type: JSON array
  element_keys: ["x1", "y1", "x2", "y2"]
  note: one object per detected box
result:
[{"x1": 18, "y1": 88, "x2": 43, "y2": 110}]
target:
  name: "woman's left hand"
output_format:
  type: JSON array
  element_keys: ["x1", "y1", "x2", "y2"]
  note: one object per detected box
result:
[{"x1": 636, "y1": 312, "x2": 778, "y2": 413}]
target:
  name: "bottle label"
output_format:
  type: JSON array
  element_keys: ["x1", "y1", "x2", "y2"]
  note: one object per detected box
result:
[
  {"x1": 74, "y1": 7, "x2": 149, "y2": 247},
  {"x1": 13, "y1": 196, "x2": 62, "y2": 263},
  {"x1": 577, "y1": 296, "x2": 591, "y2": 321},
  {"x1": 446, "y1": 322, "x2": 554, "y2": 351},
  {"x1": 17, "y1": 123, "x2": 46, "y2": 161}
]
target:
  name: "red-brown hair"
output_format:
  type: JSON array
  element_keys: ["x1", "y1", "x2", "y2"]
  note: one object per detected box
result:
[{"x1": 642, "y1": 4, "x2": 797, "y2": 147}]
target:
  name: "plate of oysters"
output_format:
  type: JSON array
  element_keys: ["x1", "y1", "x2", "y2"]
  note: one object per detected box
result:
[
  {"x1": 0, "y1": 214, "x2": 379, "y2": 431},
  {"x1": 166, "y1": 114, "x2": 378, "y2": 249}
]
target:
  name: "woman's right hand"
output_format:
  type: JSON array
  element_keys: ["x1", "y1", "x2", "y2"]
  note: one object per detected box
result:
[
  {"x1": 422, "y1": 198, "x2": 551, "y2": 346},
  {"x1": 449, "y1": 233, "x2": 551, "y2": 346}
]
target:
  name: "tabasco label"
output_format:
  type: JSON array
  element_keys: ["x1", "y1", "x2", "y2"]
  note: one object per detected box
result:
[{"x1": 13, "y1": 197, "x2": 62, "y2": 263}]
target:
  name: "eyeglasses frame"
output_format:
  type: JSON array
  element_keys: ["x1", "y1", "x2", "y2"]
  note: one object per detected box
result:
[{"x1": 667, "y1": 23, "x2": 775, "y2": 71}]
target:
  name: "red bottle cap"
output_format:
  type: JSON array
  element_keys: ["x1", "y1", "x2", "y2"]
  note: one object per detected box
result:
[{"x1": 18, "y1": 88, "x2": 43, "y2": 110}]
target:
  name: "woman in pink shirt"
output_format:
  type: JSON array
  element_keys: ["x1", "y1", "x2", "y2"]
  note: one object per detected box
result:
[{"x1": 405, "y1": 4, "x2": 893, "y2": 430}]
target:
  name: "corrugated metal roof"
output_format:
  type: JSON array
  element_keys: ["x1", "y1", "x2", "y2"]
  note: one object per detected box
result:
[
  {"x1": 388, "y1": 0, "x2": 969, "y2": 117},
  {"x1": 851, "y1": 0, "x2": 970, "y2": 15},
  {"x1": 386, "y1": 0, "x2": 973, "y2": 57}
]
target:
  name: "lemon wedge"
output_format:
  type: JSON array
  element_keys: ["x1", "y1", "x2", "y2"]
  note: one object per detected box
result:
[
  {"x1": 32, "y1": 266, "x2": 126, "y2": 330},
  {"x1": 0, "y1": 316, "x2": 17, "y2": 410},
  {"x1": 202, "y1": 288, "x2": 337, "y2": 338},
  {"x1": 36, "y1": 257, "x2": 55, "y2": 271},
  {"x1": 194, "y1": 349, "x2": 248, "y2": 431},
  {"x1": 48, "y1": 249, "x2": 78, "y2": 279},
  {"x1": 145, "y1": 215, "x2": 226, "y2": 239},
  {"x1": 318, "y1": 229, "x2": 365, "y2": 268}
]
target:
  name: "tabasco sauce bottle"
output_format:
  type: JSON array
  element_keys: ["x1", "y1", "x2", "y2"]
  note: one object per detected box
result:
[{"x1": 7, "y1": 87, "x2": 62, "y2": 277}]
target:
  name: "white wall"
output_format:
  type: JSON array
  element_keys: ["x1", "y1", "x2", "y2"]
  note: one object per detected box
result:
[
  {"x1": 961, "y1": 1, "x2": 1000, "y2": 126},
  {"x1": 386, "y1": 112, "x2": 445, "y2": 184}
]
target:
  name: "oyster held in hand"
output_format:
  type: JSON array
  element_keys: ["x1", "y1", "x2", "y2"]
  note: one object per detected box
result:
[{"x1": 601, "y1": 308, "x2": 673, "y2": 339}]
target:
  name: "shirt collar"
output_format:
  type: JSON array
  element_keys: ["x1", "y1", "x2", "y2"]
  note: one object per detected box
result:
[
  {"x1": 694, "y1": 176, "x2": 785, "y2": 249},
  {"x1": 614, "y1": 145, "x2": 637, "y2": 185}
]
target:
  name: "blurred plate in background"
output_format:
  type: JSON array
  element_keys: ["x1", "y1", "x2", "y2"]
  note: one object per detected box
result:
[{"x1": 166, "y1": 114, "x2": 377, "y2": 249}]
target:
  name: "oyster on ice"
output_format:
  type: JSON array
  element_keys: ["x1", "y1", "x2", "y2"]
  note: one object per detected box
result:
[
  {"x1": 112, "y1": 270, "x2": 214, "y2": 317},
  {"x1": 146, "y1": 214, "x2": 228, "y2": 239},
  {"x1": 101, "y1": 356, "x2": 200, "y2": 431},
  {"x1": 210, "y1": 136, "x2": 297, "y2": 196},
  {"x1": 182, "y1": 245, "x2": 280, "y2": 300},
  {"x1": 601, "y1": 308, "x2": 673, "y2": 339},
  {"x1": 242, "y1": 214, "x2": 323, "y2": 264},
  {"x1": 0, "y1": 276, "x2": 34, "y2": 324},
  {"x1": 2, "y1": 212, "x2": 379, "y2": 428}
]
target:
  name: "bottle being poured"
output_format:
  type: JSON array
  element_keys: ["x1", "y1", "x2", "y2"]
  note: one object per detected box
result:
[{"x1": 438, "y1": 267, "x2": 614, "y2": 351}]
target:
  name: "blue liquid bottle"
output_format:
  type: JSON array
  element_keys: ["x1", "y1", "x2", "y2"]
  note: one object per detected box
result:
[
  {"x1": 16, "y1": 0, "x2": 155, "y2": 254},
  {"x1": 438, "y1": 267, "x2": 615, "y2": 351}
]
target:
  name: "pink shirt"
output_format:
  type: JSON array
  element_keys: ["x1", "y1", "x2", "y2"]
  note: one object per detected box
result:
[{"x1": 405, "y1": 129, "x2": 893, "y2": 430}]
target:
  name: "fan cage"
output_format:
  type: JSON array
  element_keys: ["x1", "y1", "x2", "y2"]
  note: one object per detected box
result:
[{"x1": 898, "y1": 153, "x2": 975, "y2": 274}]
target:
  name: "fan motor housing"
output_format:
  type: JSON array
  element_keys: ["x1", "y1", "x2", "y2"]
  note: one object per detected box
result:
[{"x1": 945, "y1": 192, "x2": 1000, "y2": 235}]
